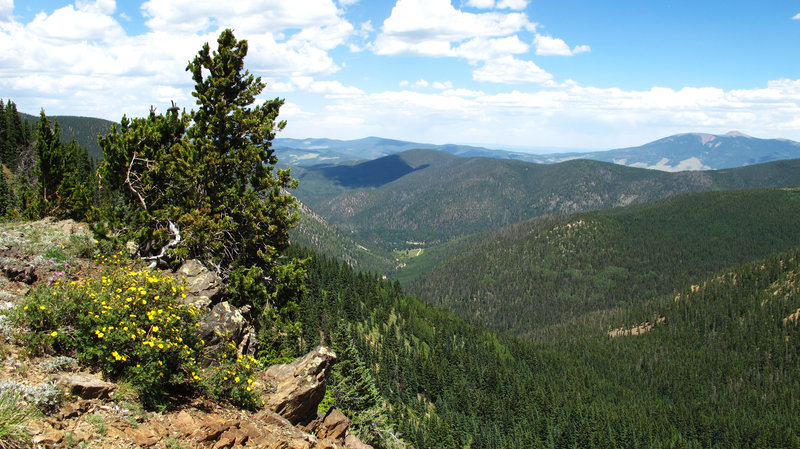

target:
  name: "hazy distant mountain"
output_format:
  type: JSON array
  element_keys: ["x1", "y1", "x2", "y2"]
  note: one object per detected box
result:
[
  {"x1": 273, "y1": 136, "x2": 536, "y2": 167},
  {"x1": 276, "y1": 132, "x2": 800, "y2": 172},
  {"x1": 552, "y1": 131, "x2": 800, "y2": 171},
  {"x1": 17, "y1": 111, "x2": 800, "y2": 172}
]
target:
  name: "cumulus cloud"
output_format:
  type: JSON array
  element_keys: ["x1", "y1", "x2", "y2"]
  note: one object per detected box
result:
[
  {"x1": 282, "y1": 76, "x2": 800, "y2": 149},
  {"x1": 534, "y1": 34, "x2": 590, "y2": 56},
  {"x1": 466, "y1": 0, "x2": 528, "y2": 10},
  {"x1": 372, "y1": 0, "x2": 533, "y2": 56},
  {"x1": 456, "y1": 35, "x2": 529, "y2": 60},
  {"x1": 0, "y1": 0, "x2": 359, "y2": 120},
  {"x1": 472, "y1": 56, "x2": 552, "y2": 84},
  {"x1": 793, "y1": 13, "x2": 800, "y2": 20},
  {"x1": 0, "y1": 0, "x2": 12, "y2": 22},
  {"x1": 27, "y1": 4, "x2": 126, "y2": 42}
]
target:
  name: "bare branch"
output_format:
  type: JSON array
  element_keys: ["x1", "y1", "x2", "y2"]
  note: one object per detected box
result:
[{"x1": 143, "y1": 220, "x2": 182, "y2": 267}]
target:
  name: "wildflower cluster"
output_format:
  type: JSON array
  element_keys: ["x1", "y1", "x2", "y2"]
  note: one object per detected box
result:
[
  {"x1": 204, "y1": 341, "x2": 264, "y2": 410},
  {"x1": 15, "y1": 256, "x2": 204, "y2": 406}
]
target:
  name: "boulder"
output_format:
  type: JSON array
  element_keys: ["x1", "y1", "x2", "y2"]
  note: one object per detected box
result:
[
  {"x1": 1, "y1": 261, "x2": 36, "y2": 284},
  {"x1": 198, "y1": 301, "x2": 248, "y2": 345},
  {"x1": 261, "y1": 346, "x2": 337, "y2": 425},
  {"x1": 317, "y1": 408, "x2": 350, "y2": 441},
  {"x1": 52, "y1": 373, "x2": 115, "y2": 399},
  {"x1": 345, "y1": 432, "x2": 375, "y2": 449},
  {"x1": 176, "y1": 259, "x2": 223, "y2": 308}
]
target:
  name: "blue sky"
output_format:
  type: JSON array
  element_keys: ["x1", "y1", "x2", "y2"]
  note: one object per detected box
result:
[{"x1": 1, "y1": 0, "x2": 799, "y2": 151}]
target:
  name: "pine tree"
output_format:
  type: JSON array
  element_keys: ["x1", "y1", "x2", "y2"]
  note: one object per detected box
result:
[
  {"x1": 97, "y1": 29, "x2": 304, "y2": 345},
  {"x1": 0, "y1": 169, "x2": 10, "y2": 217},
  {"x1": 33, "y1": 111, "x2": 63, "y2": 215}
]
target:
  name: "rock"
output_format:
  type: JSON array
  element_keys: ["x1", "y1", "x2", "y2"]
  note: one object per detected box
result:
[
  {"x1": 52, "y1": 373, "x2": 116, "y2": 399},
  {"x1": 192, "y1": 415, "x2": 236, "y2": 443},
  {"x1": 345, "y1": 432, "x2": 375, "y2": 449},
  {"x1": 177, "y1": 259, "x2": 223, "y2": 308},
  {"x1": 129, "y1": 426, "x2": 160, "y2": 447},
  {"x1": 261, "y1": 346, "x2": 337, "y2": 425},
  {"x1": 168, "y1": 410, "x2": 196, "y2": 437},
  {"x1": 1, "y1": 261, "x2": 36, "y2": 284},
  {"x1": 237, "y1": 325, "x2": 259, "y2": 356},
  {"x1": 317, "y1": 408, "x2": 350, "y2": 441},
  {"x1": 252, "y1": 409, "x2": 319, "y2": 449},
  {"x1": 32, "y1": 430, "x2": 64, "y2": 446},
  {"x1": 198, "y1": 301, "x2": 248, "y2": 348}
]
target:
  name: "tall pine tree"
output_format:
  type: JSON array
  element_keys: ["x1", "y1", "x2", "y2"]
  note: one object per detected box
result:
[{"x1": 98, "y1": 29, "x2": 305, "y2": 350}]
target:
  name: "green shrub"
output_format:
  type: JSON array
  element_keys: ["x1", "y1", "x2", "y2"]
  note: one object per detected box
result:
[
  {"x1": 202, "y1": 341, "x2": 263, "y2": 410},
  {"x1": 14, "y1": 255, "x2": 204, "y2": 407}
]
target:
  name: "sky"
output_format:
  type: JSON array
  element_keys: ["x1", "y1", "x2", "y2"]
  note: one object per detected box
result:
[{"x1": 1, "y1": 0, "x2": 799, "y2": 151}]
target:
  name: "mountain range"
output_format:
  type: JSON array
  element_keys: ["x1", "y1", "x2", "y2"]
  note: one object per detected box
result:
[
  {"x1": 274, "y1": 131, "x2": 800, "y2": 171},
  {"x1": 291, "y1": 150, "x2": 800, "y2": 253},
  {"x1": 16, "y1": 111, "x2": 800, "y2": 172}
]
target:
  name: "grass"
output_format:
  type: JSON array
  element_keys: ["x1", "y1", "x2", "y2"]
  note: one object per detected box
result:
[
  {"x1": 0, "y1": 390, "x2": 32, "y2": 449},
  {"x1": 85, "y1": 414, "x2": 107, "y2": 436}
]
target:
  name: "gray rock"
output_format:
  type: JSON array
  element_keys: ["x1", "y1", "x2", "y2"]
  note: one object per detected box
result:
[
  {"x1": 176, "y1": 259, "x2": 223, "y2": 308},
  {"x1": 51, "y1": 373, "x2": 115, "y2": 399},
  {"x1": 198, "y1": 301, "x2": 247, "y2": 344},
  {"x1": 261, "y1": 346, "x2": 337, "y2": 425},
  {"x1": 1, "y1": 262, "x2": 36, "y2": 284}
]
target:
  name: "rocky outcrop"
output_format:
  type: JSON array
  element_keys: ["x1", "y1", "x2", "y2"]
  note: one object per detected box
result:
[{"x1": 262, "y1": 346, "x2": 338, "y2": 425}]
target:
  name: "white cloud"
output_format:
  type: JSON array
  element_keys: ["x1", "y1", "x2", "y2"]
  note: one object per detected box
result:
[
  {"x1": 432, "y1": 81, "x2": 453, "y2": 89},
  {"x1": 466, "y1": 0, "x2": 528, "y2": 10},
  {"x1": 456, "y1": 36, "x2": 528, "y2": 60},
  {"x1": 472, "y1": 56, "x2": 552, "y2": 84},
  {"x1": 75, "y1": 0, "x2": 116, "y2": 15},
  {"x1": 141, "y1": 0, "x2": 345, "y2": 34},
  {"x1": 27, "y1": 4, "x2": 126, "y2": 42},
  {"x1": 466, "y1": 0, "x2": 495, "y2": 8},
  {"x1": 496, "y1": 0, "x2": 528, "y2": 10},
  {"x1": 0, "y1": 0, "x2": 12, "y2": 22},
  {"x1": 793, "y1": 13, "x2": 800, "y2": 20},
  {"x1": 372, "y1": 0, "x2": 533, "y2": 57},
  {"x1": 534, "y1": 34, "x2": 590, "y2": 56},
  {"x1": 281, "y1": 76, "x2": 800, "y2": 149}
]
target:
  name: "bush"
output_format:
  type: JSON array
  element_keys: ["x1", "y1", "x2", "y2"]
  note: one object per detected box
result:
[
  {"x1": 14, "y1": 255, "x2": 205, "y2": 407},
  {"x1": 202, "y1": 341, "x2": 263, "y2": 410}
]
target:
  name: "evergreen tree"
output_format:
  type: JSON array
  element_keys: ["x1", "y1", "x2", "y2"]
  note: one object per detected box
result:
[
  {"x1": 97, "y1": 29, "x2": 304, "y2": 349},
  {"x1": 0, "y1": 169, "x2": 11, "y2": 217},
  {"x1": 33, "y1": 110, "x2": 63, "y2": 215}
]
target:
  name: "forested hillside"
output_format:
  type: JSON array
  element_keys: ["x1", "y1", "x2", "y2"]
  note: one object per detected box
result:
[
  {"x1": 295, "y1": 244, "x2": 800, "y2": 448},
  {"x1": 290, "y1": 200, "x2": 399, "y2": 274},
  {"x1": 294, "y1": 150, "x2": 800, "y2": 252},
  {"x1": 20, "y1": 113, "x2": 113, "y2": 161},
  {"x1": 408, "y1": 188, "x2": 800, "y2": 335}
]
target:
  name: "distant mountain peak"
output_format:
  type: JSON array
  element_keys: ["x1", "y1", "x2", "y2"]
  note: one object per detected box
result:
[{"x1": 723, "y1": 130, "x2": 751, "y2": 137}]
